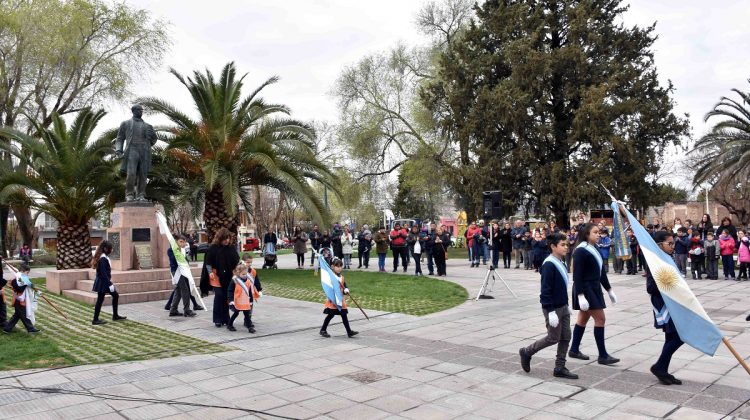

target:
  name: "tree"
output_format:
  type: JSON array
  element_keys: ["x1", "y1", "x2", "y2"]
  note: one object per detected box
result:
[
  {"x1": 392, "y1": 159, "x2": 442, "y2": 220},
  {"x1": 0, "y1": 0, "x2": 170, "y2": 255},
  {"x1": 652, "y1": 183, "x2": 689, "y2": 204},
  {"x1": 139, "y1": 62, "x2": 336, "y2": 242},
  {"x1": 0, "y1": 109, "x2": 120, "y2": 269},
  {"x1": 422, "y1": 0, "x2": 690, "y2": 227}
]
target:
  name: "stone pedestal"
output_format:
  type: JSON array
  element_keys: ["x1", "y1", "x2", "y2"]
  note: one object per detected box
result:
[{"x1": 107, "y1": 202, "x2": 169, "y2": 271}]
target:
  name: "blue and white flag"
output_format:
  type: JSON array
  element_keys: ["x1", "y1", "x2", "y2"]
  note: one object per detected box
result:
[
  {"x1": 319, "y1": 254, "x2": 344, "y2": 310},
  {"x1": 612, "y1": 201, "x2": 723, "y2": 355}
]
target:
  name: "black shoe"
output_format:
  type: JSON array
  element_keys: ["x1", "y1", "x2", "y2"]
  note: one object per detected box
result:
[
  {"x1": 227, "y1": 325, "x2": 237, "y2": 331},
  {"x1": 320, "y1": 330, "x2": 330, "y2": 338},
  {"x1": 112, "y1": 315, "x2": 127, "y2": 321},
  {"x1": 568, "y1": 350, "x2": 590, "y2": 360},
  {"x1": 184, "y1": 310, "x2": 197, "y2": 317},
  {"x1": 357, "y1": 265, "x2": 362, "y2": 268},
  {"x1": 553, "y1": 367, "x2": 578, "y2": 379},
  {"x1": 169, "y1": 311, "x2": 183, "y2": 317},
  {"x1": 598, "y1": 355, "x2": 620, "y2": 365},
  {"x1": 650, "y1": 365, "x2": 672, "y2": 385},
  {"x1": 519, "y1": 348, "x2": 531, "y2": 373},
  {"x1": 248, "y1": 326, "x2": 256, "y2": 333},
  {"x1": 428, "y1": 272, "x2": 434, "y2": 275},
  {"x1": 392, "y1": 268, "x2": 397, "y2": 273},
  {"x1": 746, "y1": 314, "x2": 750, "y2": 321},
  {"x1": 215, "y1": 323, "x2": 222, "y2": 328},
  {"x1": 92, "y1": 319, "x2": 107, "y2": 325},
  {"x1": 164, "y1": 305, "x2": 170, "y2": 310},
  {"x1": 348, "y1": 331, "x2": 359, "y2": 337},
  {"x1": 27, "y1": 328, "x2": 41, "y2": 333},
  {"x1": 667, "y1": 374, "x2": 682, "y2": 385},
  {"x1": 194, "y1": 306, "x2": 205, "y2": 311}
]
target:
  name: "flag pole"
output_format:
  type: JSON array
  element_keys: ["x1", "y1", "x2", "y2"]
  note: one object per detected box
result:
[
  {"x1": 722, "y1": 337, "x2": 750, "y2": 376},
  {"x1": 3, "y1": 261, "x2": 68, "y2": 320},
  {"x1": 347, "y1": 292, "x2": 370, "y2": 321}
]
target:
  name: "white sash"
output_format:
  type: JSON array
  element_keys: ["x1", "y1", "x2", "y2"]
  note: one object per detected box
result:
[
  {"x1": 577, "y1": 242, "x2": 602, "y2": 272},
  {"x1": 543, "y1": 255, "x2": 569, "y2": 288}
]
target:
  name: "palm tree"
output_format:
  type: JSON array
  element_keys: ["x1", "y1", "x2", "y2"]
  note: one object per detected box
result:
[
  {"x1": 138, "y1": 62, "x2": 336, "y2": 241},
  {"x1": 0, "y1": 109, "x2": 120, "y2": 269},
  {"x1": 692, "y1": 84, "x2": 750, "y2": 186}
]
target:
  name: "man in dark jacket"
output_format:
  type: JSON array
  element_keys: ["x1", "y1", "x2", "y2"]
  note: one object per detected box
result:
[
  {"x1": 647, "y1": 231, "x2": 684, "y2": 385},
  {"x1": 519, "y1": 233, "x2": 577, "y2": 379},
  {"x1": 673, "y1": 227, "x2": 689, "y2": 275},
  {"x1": 357, "y1": 225, "x2": 372, "y2": 269},
  {"x1": 511, "y1": 220, "x2": 527, "y2": 268},
  {"x1": 309, "y1": 224, "x2": 322, "y2": 266},
  {"x1": 425, "y1": 222, "x2": 437, "y2": 275}
]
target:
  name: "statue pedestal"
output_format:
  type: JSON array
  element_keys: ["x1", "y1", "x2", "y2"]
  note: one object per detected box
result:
[{"x1": 107, "y1": 202, "x2": 169, "y2": 271}]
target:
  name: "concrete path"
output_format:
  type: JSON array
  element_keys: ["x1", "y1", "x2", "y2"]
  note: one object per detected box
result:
[{"x1": 2, "y1": 252, "x2": 750, "y2": 419}]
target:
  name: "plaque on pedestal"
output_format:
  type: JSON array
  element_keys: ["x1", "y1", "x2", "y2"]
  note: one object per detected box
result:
[{"x1": 106, "y1": 202, "x2": 169, "y2": 270}]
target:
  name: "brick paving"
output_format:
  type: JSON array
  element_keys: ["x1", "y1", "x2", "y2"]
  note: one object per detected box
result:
[{"x1": 2, "y1": 253, "x2": 750, "y2": 419}]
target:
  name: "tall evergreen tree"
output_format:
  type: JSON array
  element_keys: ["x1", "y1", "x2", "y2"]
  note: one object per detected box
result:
[{"x1": 423, "y1": 0, "x2": 689, "y2": 226}]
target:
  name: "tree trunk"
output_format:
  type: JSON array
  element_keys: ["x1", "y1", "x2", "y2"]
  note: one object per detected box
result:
[
  {"x1": 12, "y1": 205, "x2": 35, "y2": 247},
  {"x1": 0, "y1": 205, "x2": 8, "y2": 258},
  {"x1": 56, "y1": 223, "x2": 92, "y2": 269},
  {"x1": 203, "y1": 186, "x2": 239, "y2": 244}
]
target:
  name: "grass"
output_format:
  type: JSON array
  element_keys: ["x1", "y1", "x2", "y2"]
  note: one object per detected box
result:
[
  {"x1": 257, "y1": 269, "x2": 468, "y2": 316},
  {"x1": 0, "y1": 277, "x2": 229, "y2": 371}
]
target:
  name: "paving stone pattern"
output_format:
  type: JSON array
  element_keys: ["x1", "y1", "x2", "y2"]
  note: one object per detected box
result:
[{"x1": 2, "y1": 253, "x2": 750, "y2": 419}]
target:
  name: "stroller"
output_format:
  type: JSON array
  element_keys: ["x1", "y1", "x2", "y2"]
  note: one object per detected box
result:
[{"x1": 262, "y1": 241, "x2": 278, "y2": 269}]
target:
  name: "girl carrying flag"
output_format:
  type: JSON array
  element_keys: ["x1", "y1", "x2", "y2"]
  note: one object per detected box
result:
[{"x1": 319, "y1": 257, "x2": 358, "y2": 338}]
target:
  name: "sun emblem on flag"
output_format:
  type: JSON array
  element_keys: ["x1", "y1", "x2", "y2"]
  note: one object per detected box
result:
[{"x1": 654, "y1": 266, "x2": 680, "y2": 292}]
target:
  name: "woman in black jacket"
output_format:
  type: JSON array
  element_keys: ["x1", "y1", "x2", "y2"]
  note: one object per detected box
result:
[
  {"x1": 91, "y1": 241, "x2": 126, "y2": 325},
  {"x1": 432, "y1": 226, "x2": 451, "y2": 276},
  {"x1": 500, "y1": 222, "x2": 513, "y2": 269},
  {"x1": 568, "y1": 223, "x2": 619, "y2": 365},
  {"x1": 204, "y1": 228, "x2": 240, "y2": 328}
]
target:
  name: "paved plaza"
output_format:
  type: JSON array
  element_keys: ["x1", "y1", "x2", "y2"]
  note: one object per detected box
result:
[{"x1": 3, "y1": 254, "x2": 750, "y2": 419}]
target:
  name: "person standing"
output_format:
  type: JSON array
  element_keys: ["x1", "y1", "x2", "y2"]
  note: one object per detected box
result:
[
  {"x1": 309, "y1": 224, "x2": 322, "y2": 267},
  {"x1": 479, "y1": 220, "x2": 490, "y2": 265},
  {"x1": 389, "y1": 222, "x2": 409, "y2": 272},
  {"x1": 715, "y1": 217, "x2": 738, "y2": 243},
  {"x1": 433, "y1": 226, "x2": 451, "y2": 276},
  {"x1": 597, "y1": 229, "x2": 611, "y2": 273},
  {"x1": 91, "y1": 241, "x2": 126, "y2": 325},
  {"x1": 407, "y1": 225, "x2": 424, "y2": 276},
  {"x1": 568, "y1": 223, "x2": 619, "y2": 365},
  {"x1": 489, "y1": 222, "x2": 501, "y2": 269},
  {"x1": 168, "y1": 235, "x2": 197, "y2": 317},
  {"x1": 719, "y1": 229, "x2": 737, "y2": 280},
  {"x1": 737, "y1": 230, "x2": 749, "y2": 281},
  {"x1": 688, "y1": 231, "x2": 705, "y2": 280},
  {"x1": 357, "y1": 225, "x2": 372, "y2": 269},
  {"x1": 697, "y1": 214, "x2": 713, "y2": 241},
  {"x1": 331, "y1": 223, "x2": 344, "y2": 259},
  {"x1": 500, "y1": 222, "x2": 513, "y2": 269},
  {"x1": 522, "y1": 230, "x2": 533, "y2": 270},
  {"x1": 467, "y1": 221, "x2": 482, "y2": 267},
  {"x1": 321, "y1": 229, "x2": 332, "y2": 251},
  {"x1": 566, "y1": 229, "x2": 578, "y2": 270},
  {"x1": 425, "y1": 222, "x2": 437, "y2": 275},
  {"x1": 626, "y1": 228, "x2": 638, "y2": 275},
  {"x1": 342, "y1": 226, "x2": 354, "y2": 269},
  {"x1": 511, "y1": 220, "x2": 527, "y2": 269},
  {"x1": 205, "y1": 228, "x2": 240, "y2": 328},
  {"x1": 292, "y1": 226, "x2": 308, "y2": 269},
  {"x1": 519, "y1": 233, "x2": 578, "y2": 379},
  {"x1": 647, "y1": 231, "x2": 684, "y2": 385},
  {"x1": 374, "y1": 226, "x2": 390, "y2": 272},
  {"x1": 0, "y1": 260, "x2": 7, "y2": 329},
  {"x1": 704, "y1": 231, "x2": 719, "y2": 280},
  {"x1": 673, "y1": 227, "x2": 689, "y2": 276}
]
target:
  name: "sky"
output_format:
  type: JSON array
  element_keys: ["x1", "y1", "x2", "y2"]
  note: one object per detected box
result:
[{"x1": 105, "y1": 0, "x2": 750, "y2": 191}]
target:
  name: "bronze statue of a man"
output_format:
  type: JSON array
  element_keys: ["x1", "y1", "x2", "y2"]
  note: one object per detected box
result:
[{"x1": 115, "y1": 104, "x2": 157, "y2": 202}]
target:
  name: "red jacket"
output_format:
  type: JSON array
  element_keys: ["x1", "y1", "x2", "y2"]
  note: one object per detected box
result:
[
  {"x1": 389, "y1": 228, "x2": 408, "y2": 247},
  {"x1": 719, "y1": 235, "x2": 736, "y2": 256},
  {"x1": 467, "y1": 226, "x2": 482, "y2": 248}
]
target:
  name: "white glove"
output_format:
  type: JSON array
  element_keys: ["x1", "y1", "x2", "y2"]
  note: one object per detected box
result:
[
  {"x1": 578, "y1": 294, "x2": 589, "y2": 311},
  {"x1": 568, "y1": 305, "x2": 573, "y2": 315},
  {"x1": 258, "y1": 291, "x2": 263, "y2": 297},
  {"x1": 608, "y1": 289, "x2": 618, "y2": 304},
  {"x1": 548, "y1": 310, "x2": 559, "y2": 328},
  {"x1": 343, "y1": 288, "x2": 350, "y2": 295},
  {"x1": 109, "y1": 285, "x2": 115, "y2": 293}
]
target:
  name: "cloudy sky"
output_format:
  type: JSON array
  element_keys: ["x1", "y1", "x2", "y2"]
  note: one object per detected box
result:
[{"x1": 108, "y1": 0, "x2": 750, "y2": 189}]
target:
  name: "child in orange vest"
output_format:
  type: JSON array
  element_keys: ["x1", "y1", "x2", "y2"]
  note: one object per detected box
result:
[
  {"x1": 320, "y1": 258, "x2": 358, "y2": 338},
  {"x1": 242, "y1": 253, "x2": 263, "y2": 330},
  {"x1": 228, "y1": 261, "x2": 262, "y2": 333}
]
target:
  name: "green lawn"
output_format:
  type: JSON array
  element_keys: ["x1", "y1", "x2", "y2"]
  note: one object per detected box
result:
[
  {"x1": 0, "y1": 277, "x2": 229, "y2": 371},
  {"x1": 257, "y1": 269, "x2": 468, "y2": 316}
]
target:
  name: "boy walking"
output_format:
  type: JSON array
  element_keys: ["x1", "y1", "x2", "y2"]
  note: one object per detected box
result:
[{"x1": 519, "y1": 233, "x2": 578, "y2": 379}]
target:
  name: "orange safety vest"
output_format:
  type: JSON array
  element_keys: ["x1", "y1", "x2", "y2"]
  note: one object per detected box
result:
[
  {"x1": 324, "y1": 275, "x2": 347, "y2": 311},
  {"x1": 233, "y1": 271, "x2": 260, "y2": 311}
]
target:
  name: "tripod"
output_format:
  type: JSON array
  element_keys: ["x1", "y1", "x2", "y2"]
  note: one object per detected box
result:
[{"x1": 476, "y1": 249, "x2": 518, "y2": 300}]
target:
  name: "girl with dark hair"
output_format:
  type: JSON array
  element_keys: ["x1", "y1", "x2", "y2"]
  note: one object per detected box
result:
[
  {"x1": 292, "y1": 226, "x2": 308, "y2": 269},
  {"x1": 500, "y1": 222, "x2": 513, "y2": 269},
  {"x1": 91, "y1": 241, "x2": 126, "y2": 325},
  {"x1": 204, "y1": 228, "x2": 240, "y2": 327},
  {"x1": 568, "y1": 223, "x2": 619, "y2": 365},
  {"x1": 697, "y1": 214, "x2": 713, "y2": 241},
  {"x1": 319, "y1": 258, "x2": 358, "y2": 338},
  {"x1": 716, "y1": 217, "x2": 738, "y2": 243}
]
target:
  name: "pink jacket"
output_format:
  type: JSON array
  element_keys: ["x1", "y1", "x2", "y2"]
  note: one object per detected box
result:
[
  {"x1": 739, "y1": 238, "x2": 750, "y2": 263},
  {"x1": 719, "y1": 236, "x2": 736, "y2": 256}
]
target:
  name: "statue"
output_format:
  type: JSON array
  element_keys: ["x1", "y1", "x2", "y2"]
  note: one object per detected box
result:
[{"x1": 115, "y1": 104, "x2": 157, "y2": 202}]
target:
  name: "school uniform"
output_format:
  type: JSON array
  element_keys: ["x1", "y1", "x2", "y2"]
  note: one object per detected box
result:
[
  {"x1": 521, "y1": 256, "x2": 572, "y2": 371},
  {"x1": 569, "y1": 243, "x2": 617, "y2": 363},
  {"x1": 3, "y1": 276, "x2": 38, "y2": 333},
  {"x1": 228, "y1": 269, "x2": 262, "y2": 332},
  {"x1": 320, "y1": 274, "x2": 355, "y2": 336},
  {"x1": 92, "y1": 255, "x2": 124, "y2": 322},
  {"x1": 704, "y1": 239, "x2": 719, "y2": 279},
  {"x1": 645, "y1": 260, "x2": 683, "y2": 384}
]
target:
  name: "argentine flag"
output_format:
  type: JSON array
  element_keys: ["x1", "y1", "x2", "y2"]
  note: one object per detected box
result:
[
  {"x1": 319, "y1": 254, "x2": 344, "y2": 310},
  {"x1": 612, "y1": 201, "x2": 723, "y2": 355}
]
